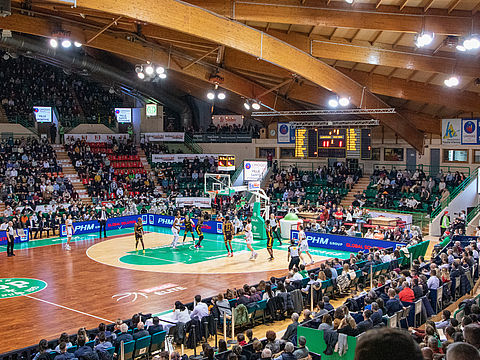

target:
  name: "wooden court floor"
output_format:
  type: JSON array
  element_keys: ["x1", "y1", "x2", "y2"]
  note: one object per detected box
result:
[{"x1": 0, "y1": 228, "x2": 349, "y2": 353}]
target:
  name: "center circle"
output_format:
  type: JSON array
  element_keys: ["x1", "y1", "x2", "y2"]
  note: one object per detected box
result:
[{"x1": 0, "y1": 278, "x2": 48, "y2": 299}]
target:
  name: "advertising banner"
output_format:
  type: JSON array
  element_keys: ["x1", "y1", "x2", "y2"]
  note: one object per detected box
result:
[
  {"x1": 290, "y1": 230, "x2": 404, "y2": 252},
  {"x1": 218, "y1": 155, "x2": 235, "y2": 171},
  {"x1": 248, "y1": 181, "x2": 261, "y2": 191},
  {"x1": 115, "y1": 108, "x2": 132, "y2": 123},
  {"x1": 151, "y1": 153, "x2": 218, "y2": 163},
  {"x1": 59, "y1": 214, "x2": 224, "y2": 237},
  {"x1": 244, "y1": 161, "x2": 268, "y2": 181},
  {"x1": 143, "y1": 132, "x2": 185, "y2": 142},
  {"x1": 175, "y1": 197, "x2": 211, "y2": 208},
  {"x1": 211, "y1": 115, "x2": 244, "y2": 127},
  {"x1": 33, "y1": 106, "x2": 52, "y2": 123},
  {"x1": 277, "y1": 123, "x2": 295, "y2": 143},
  {"x1": 461, "y1": 119, "x2": 478, "y2": 144},
  {"x1": 65, "y1": 134, "x2": 129, "y2": 143},
  {"x1": 192, "y1": 134, "x2": 252, "y2": 143},
  {"x1": 442, "y1": 119, "x2": 461, "y2": 144},
  {"x1": 0, "y1": 229, "x2": 29, "y2": 245}
]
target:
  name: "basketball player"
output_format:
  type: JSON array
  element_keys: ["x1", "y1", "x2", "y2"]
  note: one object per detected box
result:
[
  {"x1": 170, "y1": 212, "x2": 181, "y2": 249},
  {"x1": 298, "y1": 225, "x2": 314, "y2": 265},
  {"x1": 245, "y1": 218, "x2": 257, "y2": 260},
  {"x1": 65, "y1": 214, "x2": 74, "y2": 251},
  {"x1": 223, "y1": 216, "x2": 234, "y2": 257},
  {"x1": 265, "y1": 220, "x2": 274, "y2": 261},
  {"x1": 269, "y1": 213, "x2": 282, "y2": 245},
  {"x1": 194, "y1": 215, "x2": 204, "y2": 249},
  {"x1": 134, "y1": 218, "x2": 144, "y2": 252},
  {"x1": 182, "y1": 215, "x2": 196, "y2": 243},
  {"x1": 287, "y1": 239, "x2": 301, "y2": 270}
]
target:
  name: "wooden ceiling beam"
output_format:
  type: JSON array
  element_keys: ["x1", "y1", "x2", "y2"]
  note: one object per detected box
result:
[
  {"x1": 398, "y1": 110, "x2": 440, "y2": 134},
  {"x1": 447, "y1": 0, "x2": 462, "y2": 13},
  {"x1": 198, "y1": 0, "x2": 480, "y2": 36},
  {"x1": 309, "y1": 37, "x2": 480, "y2": 78},
  {"x1": 423, "y1": 0, "x2": 436, "y2": 12},
  {"x1": 399, "y1": 0, "x2": 409, "y2": 11}
]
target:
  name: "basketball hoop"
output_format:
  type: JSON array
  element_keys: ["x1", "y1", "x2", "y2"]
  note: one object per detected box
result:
[{"x1": 207, "y1": 190, "x2": 218, "y2": 199}]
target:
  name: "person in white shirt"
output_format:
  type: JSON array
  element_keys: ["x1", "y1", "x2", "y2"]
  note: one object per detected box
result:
[
  {"x1": 65, "y1": 215, "x2": 74, "y2": 251},
  {"x1": 190, "y1": 295, "x2": 209, "y2": 320},
  {"x1": 170, "y1": 212, "x2": 181, "y2": 249},
  {"x1": 298, "y1": 226, "x2": 314, "y2": 265},
  {"x1": 364, "y1": 229, "x2": 374, "y2": 239},
  {"x1": 244, "y1": 218, "x2": 257, "y2": 260},
  {"x1": 427, "y1": 269, "x2": 440, "y2": 290},
  {"x1": 173, "y1": 301, "x2": 190, "y2": 323},
  {"x1": 6, "y1": 221, "x2": 16, "y2": 257}
]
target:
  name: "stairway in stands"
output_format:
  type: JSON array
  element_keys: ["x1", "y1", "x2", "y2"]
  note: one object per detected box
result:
[
  {"x1": 340, "y1": 177, "x2": 371, "y2": 208},
  {"x1": 137, "y1": 146, "x2": 161, "y2": 192},
  {"x1": 52, "y1": 144, "x2": 93, "y2": 205},
  {"x1": 0, "y1": 104, "x2": 9, "y2": 123}
]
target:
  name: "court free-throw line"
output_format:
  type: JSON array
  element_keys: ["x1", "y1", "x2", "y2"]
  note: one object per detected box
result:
[{"x1": 24, "y1": 295, "x2": 114, "y2": 322}]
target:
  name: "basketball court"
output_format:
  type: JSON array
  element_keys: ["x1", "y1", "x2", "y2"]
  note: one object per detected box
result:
[{"x1": 0, "y1": 226, "x2": 354, "y2": 353}]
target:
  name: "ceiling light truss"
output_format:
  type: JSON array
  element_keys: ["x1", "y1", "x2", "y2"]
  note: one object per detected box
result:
[
  {"x1": 289, "y1": 120, "x2": 380, "y2": 127},
  {"x1": 251, "y1": 108, "x2": 396, "y2": 117}
]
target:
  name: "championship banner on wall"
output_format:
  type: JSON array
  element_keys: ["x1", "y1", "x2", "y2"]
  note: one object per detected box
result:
[
  {"x1": 441, "y1": 118, "x2": 480, "y2": 145},
  {"x1": 65, "y1": 134, "x2": 129, "y2": 143},
  {"x1": 244, "y1": 161, "x2": 268, "y2": 181},
  {"x1": 461, "y1": 119, "x2": 478, "y2": 144},
  {"x1": 151, "y1": 153, "x2": 219, "y2": 163},
  {"x1": 277, "y1": 123, "x2": 295, "y2": 143},
  {"x1": 211, "y1": 115, "x2": 244, "y2": 127},
  {"x1": 291, "y1": 230, "x2": 404, "y2": 252},
  {"x1": 143, "y1": 132, "x2": 185, "y2": 142},
  {"x1": 218, "y1": 155, "x2": 235, "y2": 171},
  {"x1": 175, "y1": 197, "x2": 212, "y2": 208}
]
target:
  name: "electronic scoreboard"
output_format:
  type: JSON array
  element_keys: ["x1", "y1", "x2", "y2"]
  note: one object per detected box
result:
[{"x1": 295, "y1": 127, "x2": 371, "y2": 159}]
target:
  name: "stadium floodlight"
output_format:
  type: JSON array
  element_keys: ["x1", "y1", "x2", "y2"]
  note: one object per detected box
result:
[
  {"x1": 338, "y1": 97, "x2": 350, "y2": 107},
  {"x1": 159, "y1": 73, "x2": 167, "y2": 79},
  {"x1": 207, "y1": 91, "x2": 215, "y2": 100},
  {"x1": 243, "y1": 100, "x2": 251, "y2": 110},
  {"x1": 463, "y1": 35, "x2": 480, "y2": 50},
  {"x1": 137, "y1": 72, "x2": 145, "y2": 80},
  {"x1": 74, "y1": 41, "x2": 82, "y2": 48},
  {"x1": 217, "y1": 92, "x2": 226, "y2": 100},
  {"x1": 328, "y1": 98, "x2": 339, "y2": 108},
  {"x1": 156, "y1": 66, "x2": 165, "y2": 74},
  {"x1": 61, "y1": 39, "x2": 72, "y2": 48},
  {"x1": 145, "y1": 65, "x2": 154, "y2": 75},
  {"x1": 444, "y1": 76, "x2": 459, "y2": 87},
  {"x1": 251, "y1": 101, "x2": 261, "y2": 110},
  {"x1": 49, "y1": 38, "x2": 58, "y2": 48},
  {"x1": 415, "y1": 32, "x2": 434, "y2": 48}
]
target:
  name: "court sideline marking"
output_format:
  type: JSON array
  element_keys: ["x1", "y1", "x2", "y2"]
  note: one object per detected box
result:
[{"x1": 24, "y1": 294, "x2": 114, "y2": 323}]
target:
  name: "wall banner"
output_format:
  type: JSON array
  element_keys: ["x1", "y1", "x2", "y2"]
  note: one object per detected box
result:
[{"x1": 441, "y1": 119, "x2": 461, "y2": 144}]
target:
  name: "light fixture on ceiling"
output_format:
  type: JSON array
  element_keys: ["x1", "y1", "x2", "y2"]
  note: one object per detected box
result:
[
  {"x1": 251, "y1": 101, "x2": 261, "y2": 110},
  {"x1": 61, "y1": 39, "x2": 72, "y2": 48},
  {"x1": 338, "y1": 97, "x2": 350, "y2": 107},
  {"x1": 415, "y1": 32, "x2": 434, "y2": 48},
  {"x1": 144, "y1": 64, "x2": 154, "y2": 76},
  {"x1": 217, "y1": 91, "x2": 226, "y2": 100},
  {"x1": 49, "y1": 38, "x2": 58, "y2": 48},
  {"x1": 156, "y1": 66, "x2": 165, "y2": 75},
  {"x1": 135, "y1": 63, "x2": 167, "y2": 81},
  {"x1": 73, "y1": 41, "x2": 82, "y2": 48},
  {"x1": 456, "y1": 44, "x2": 466, "y2": 52},
  {"x1": 328, "y1": 98, "x2": 339, "y2": 108},
  {"x1": 444, "y1": 76, "x2": 459, "y2": 87},
  {"x1": 159, "y1": 73, "x2": 167, "y2": 79},
  {"x1": 463, "y1": 35, "x2": 480, "y2": 50},
  {"x1": 137, "y1": 72, "x2": 145, "y2": 80},
  {"x1": 243, "y1": 100, "x2": 251, "y2": 110},
  {"x1": 345, "y1": 0, "x2": 354, "y2": 4},
  {"x1": 207, "y1": 91, "x2": 215, "y2": 100}
]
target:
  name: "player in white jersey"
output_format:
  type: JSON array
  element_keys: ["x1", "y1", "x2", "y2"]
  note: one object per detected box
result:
[
  {"x1": 65, "y1": 214, "x2": 74, "y2": 251},
  {"x1": 298, "y1": 225, "x2": 314, "y2": 265},
  {"x1": 245, "y1": 218, "x2": 257, "y2": 260},
  {"x1": 170, "y1": 212, "x2": 181, "y2": 249}
]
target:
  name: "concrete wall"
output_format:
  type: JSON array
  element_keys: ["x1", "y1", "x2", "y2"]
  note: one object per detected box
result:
[
  {"x1": 0, "y1": 123, "x2": 36, "y2": 137},
  {"x1": 199, "y1": 142, "x2": 255, "y2": 165},
  {"x1": 68, "y1": 124, "x2": 115, "y2": 134}
]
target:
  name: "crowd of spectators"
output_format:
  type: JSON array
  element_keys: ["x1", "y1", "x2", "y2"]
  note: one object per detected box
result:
[
  {"x1": 0, "y1": 137, "x2": 79, "y2": 211},
  {"x1": 0, "y1": 55, "x2": 122, "y2": 126},
  {"x1": 203, "y1": 123, "x2": 261, "y2": 137},
  {"x1": 363, "y1": 167, "x2": 468, "y2": 213},
  {"x1": 65, "y1": 138, "x2": 155, "y2": 201}
]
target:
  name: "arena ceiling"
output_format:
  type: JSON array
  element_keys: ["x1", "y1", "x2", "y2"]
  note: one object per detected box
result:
[{"x1": 2, "y1": 0, "x2": 480, "y2": 151}]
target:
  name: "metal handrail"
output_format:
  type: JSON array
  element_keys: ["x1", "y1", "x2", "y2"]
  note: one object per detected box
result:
[
  {"x1": 430, "y1": 167, "x2": 480, "y2": 221},
  {"x1": 184, "y1": 133, "x2": 203, "y2": 154},
  {"x1": 467, "y1": 202, "x2": 480, "y2": 225}
]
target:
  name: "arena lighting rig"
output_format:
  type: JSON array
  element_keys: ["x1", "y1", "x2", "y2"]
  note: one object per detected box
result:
[{"x1": 251, "y1": 108, "x2": 396, "y2": 117}]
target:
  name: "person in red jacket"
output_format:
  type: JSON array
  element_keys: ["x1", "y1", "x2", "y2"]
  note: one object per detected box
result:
[{"x1": 398, "y1": 281, "x2": 415, "y2": 303}]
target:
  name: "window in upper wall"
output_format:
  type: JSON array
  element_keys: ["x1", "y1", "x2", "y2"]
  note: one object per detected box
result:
[
  {"x1": 473, "y1": 150, "x2": 480, "y2": 164},
  {"x1": 384, "y1": 148, "x2": 404, "y2": 161},
  {"x1": 259, "y1": 148, "x2": 275, "y2": 158},
  {"x1": 280, "y1": 148, "x2": 295, "y2": 158},
  {"x1": 443, "y1": 149, "x2": 468, "y2": 163},
  {"x1": 371, "y1": 148, "x2": 380, "y2": 161}
]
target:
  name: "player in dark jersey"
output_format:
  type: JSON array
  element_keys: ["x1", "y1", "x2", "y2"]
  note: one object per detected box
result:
[
  {"x1": 194, "y1": 215, "x2": 204, "y2": 249},
  {"x1": 134, "y1": 218, "x2": 145, "y2": 253},
  {"x1": 265, "y1": 220, "x2": 274, "y2": 261},
  {"x1": 287, "y1": 239, "x2": 301, "y2": 270},
  {"x1": 223, "y1": 216, "x2": 234, "y2": 257},
  {"x1": 182, "y1": 215, "x2": 196, "y2": 243}
]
